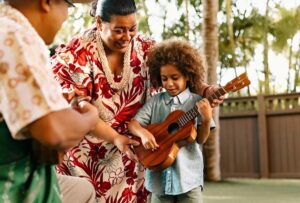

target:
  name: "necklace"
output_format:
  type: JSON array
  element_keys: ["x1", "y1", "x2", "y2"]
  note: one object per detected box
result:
[{"x1": 95, "y1": 30, "x2": 132, "y2": 91}]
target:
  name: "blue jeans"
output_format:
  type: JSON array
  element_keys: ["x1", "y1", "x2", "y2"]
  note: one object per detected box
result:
[{"x1": 151, "y1": 186, "x2": 203, "y2": 203}]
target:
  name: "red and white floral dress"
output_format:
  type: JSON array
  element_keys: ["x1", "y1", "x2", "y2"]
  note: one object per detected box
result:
[{"x1": 51, "y1": 26, "x2": 155, "y2": 203}]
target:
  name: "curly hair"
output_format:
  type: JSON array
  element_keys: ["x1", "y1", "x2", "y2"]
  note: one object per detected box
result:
[{"x1": 147, "y1": 38, "x2": 206, "y2": 94}]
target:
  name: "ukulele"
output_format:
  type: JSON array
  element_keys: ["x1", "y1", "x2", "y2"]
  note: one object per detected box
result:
[{"x1": 134, "y1": 72, "x2": 251, "y2": 171}]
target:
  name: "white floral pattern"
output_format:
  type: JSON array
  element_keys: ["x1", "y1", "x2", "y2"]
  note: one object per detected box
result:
[{"x1": 0, "y1": 3, "x2": 68, "y2": 139}]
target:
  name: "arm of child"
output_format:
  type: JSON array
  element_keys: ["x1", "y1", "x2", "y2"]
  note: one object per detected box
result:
[
  {"x1": 128, "y1": 119, "x2": 159, "y2": 150},
  {"x1": 195, "y1": 98, "x2": 213, "y2": 144}
]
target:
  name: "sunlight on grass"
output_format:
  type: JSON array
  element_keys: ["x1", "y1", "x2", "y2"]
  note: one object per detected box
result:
[{"x1": 203, "y1": 178, "x2": 300, "y2": 203}]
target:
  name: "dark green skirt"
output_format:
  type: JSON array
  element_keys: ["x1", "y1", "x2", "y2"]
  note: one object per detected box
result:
[{"x1": 0, "y1": 121, "x2": 61, "y2": 203}]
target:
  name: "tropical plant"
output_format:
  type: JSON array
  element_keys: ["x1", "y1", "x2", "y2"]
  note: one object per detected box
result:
[{"x1": 270, "y1": 5, "x2": 300, "y2": 92}]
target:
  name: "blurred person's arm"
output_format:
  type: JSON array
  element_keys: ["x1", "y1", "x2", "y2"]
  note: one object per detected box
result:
[{"x1": 29, "y1": 101, "x2": 98, "y2": 150}]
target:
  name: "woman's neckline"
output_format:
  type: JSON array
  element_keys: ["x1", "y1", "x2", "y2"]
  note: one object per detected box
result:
[{"x1": 95, "y1": 30, "x2": 132, "y2": 91}]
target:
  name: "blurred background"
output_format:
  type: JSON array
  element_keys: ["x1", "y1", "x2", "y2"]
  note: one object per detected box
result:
[{"x1": 53, "y1": 0, "x2": 300, "y2": 96}]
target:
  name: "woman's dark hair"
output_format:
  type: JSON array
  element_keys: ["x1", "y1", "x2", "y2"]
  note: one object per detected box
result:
[
  {"x1": 90, "y1": 0, "x2": 137, "y2": 22},
  {"x1": 147, "y1": 38, "x2": 206, "y2": 94}
]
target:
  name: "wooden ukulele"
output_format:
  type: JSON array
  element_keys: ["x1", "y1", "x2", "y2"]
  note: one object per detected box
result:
[{"x1": 134, "y1": 72, "x2": 251, "y2": 171}]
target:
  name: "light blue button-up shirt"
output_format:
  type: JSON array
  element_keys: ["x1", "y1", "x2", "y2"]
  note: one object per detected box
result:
[{"x1": 134, "y1": 88, "x2": 215, "y2": 195}]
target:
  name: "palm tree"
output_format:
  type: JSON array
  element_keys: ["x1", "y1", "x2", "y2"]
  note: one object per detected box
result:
[
  {"x1": 136, "y1": 0, "x2": 152, "y2": 35},
  {"x1": 202, "y1": 0, "x2": 221, "y2": 181},
  {"x1": 225, "y1": 0, "x2": 237, "y2": 76},
  {"x1": 263, "y1": 0, "x2": 271, "y2": 94},
  {"x1": 271, "y1": 5, "x2": 300, "y2": 92},
  {"x1": 184, "y1": 0, "x2": 190, "y2": 40}
]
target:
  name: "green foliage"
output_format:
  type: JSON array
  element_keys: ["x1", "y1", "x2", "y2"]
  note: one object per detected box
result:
[
  {"x1": 219, "y1": 9, "x2": 265, "y2": 69},
  {"x1": 53, "y1": 5, "x2": 93, "y2": 45},
  {"x1": 190, "y1": 0, "x2": 202, "y2": 5},
  {"x1": 270, "y1": 5, "x2": 300, "y2": 52},
  {"x1": 162, "y1": 15, "x2": 188, "y2": 39},
  {"x1": 138, "y1": 15, "x2": 151, "y2": 34},
  {"x1": 190, "y1": 0, "x2": 202, "y2": 18},
  {"x1": 53, "y1": 0, "x2": 300, "y2": 94},
  {"x1": 177, "y1": 0, "x2": 183, "y2": 7}
]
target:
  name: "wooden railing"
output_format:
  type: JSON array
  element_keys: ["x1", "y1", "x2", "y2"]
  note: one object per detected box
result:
[
  {"x1": 220, "y1": 93, "x2": 300, "y2": 114},
  {"x1": 219, "y1": 93, "x2": 300, "y2": 178}
]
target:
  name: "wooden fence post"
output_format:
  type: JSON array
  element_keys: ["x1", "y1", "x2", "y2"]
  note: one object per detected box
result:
[{"x1": 257, "y1": 94, "x2": 269, "y2": 178}]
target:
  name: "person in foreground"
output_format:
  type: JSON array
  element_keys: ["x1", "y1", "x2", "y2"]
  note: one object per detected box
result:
[
  {"x1": 128, "y1": 38, "x2": 215, "y2": 203},
  {"x1": 0, "y1": 0, "x2": 137, "y2": 202},
  {"x1": 51, "y1": 0, "x2": 221, "y2": 201}
]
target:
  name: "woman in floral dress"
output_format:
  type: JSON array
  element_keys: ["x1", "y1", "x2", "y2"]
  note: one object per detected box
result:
[{"x1": 51, "y1": 0, "x2": 219, "y2": 202}]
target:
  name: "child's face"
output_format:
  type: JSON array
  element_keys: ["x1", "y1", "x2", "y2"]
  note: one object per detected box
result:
[{"x1": 160, "y1": 64, "x2": 188, "y2": 96}]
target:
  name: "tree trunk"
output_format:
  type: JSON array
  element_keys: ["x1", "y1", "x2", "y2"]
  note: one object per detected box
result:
[
  {"x1": 141, "y1": 0, "x2": 152, "y2": 35},
  {"x1": 263, "y1": 0, "x2": 270, "y2": 94},
  {"x1": 293, "y1": 44, "x2": 300, "y2": 92},
  {"x1": 226, "y1": 0, "x2": 238, "y2": 76},
  {"x1": 202, "y1": 0, "x2": 221, "y2": 181},
  {"x1": 185, "y1": 0, "x2": 190, "y2": 40},
  {"x1": 287, "y1": 38, "x2": 293, "y2": 92}
]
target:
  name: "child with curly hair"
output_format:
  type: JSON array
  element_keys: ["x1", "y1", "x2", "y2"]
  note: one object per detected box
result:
[{"x1": 128, "y1": 38, "x2": 215, "y2": 203}]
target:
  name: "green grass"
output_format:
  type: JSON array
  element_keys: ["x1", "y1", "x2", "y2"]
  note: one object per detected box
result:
[{"x1": 203, "y1": 178, "x2": 300, "y2": 203}]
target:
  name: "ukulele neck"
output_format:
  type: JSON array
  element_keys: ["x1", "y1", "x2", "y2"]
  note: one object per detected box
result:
[{"x1": 177, "y1": 87, "x2": 227, "y2": 127}]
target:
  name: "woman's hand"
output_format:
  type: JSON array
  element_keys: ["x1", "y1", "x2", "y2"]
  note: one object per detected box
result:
[
  {"x1": 139, "y1": 128, "x2": 159, "y2": 150},
  {"x1": 113, "y1": 135, "x2": 140, "y2": 161}
]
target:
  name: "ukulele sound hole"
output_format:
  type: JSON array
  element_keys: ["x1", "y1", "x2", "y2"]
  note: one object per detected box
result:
[{"x1": 168, "y1": 122, "x2": 179, "y2": 135}]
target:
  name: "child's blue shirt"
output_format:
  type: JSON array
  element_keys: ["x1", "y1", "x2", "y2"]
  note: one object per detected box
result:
[{"x1": 133, "y1": 88, "x2": 215, "y2": 195}]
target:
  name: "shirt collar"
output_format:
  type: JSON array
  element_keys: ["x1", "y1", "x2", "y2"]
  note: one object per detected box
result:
[{"x1": 164, "y1": 88, "x2": 191, "y2": 105}]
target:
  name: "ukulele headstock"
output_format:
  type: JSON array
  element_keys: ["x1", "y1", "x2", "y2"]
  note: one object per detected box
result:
[{"x1": 223, "y1": 72, "x2": 251, "y2": 93}]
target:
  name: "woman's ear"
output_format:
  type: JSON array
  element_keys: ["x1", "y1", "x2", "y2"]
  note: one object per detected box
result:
[
  {"x1": 39, "y1": 0, "x2": 51, "y2": 13},
  {"x1": 96, "y1": 16, "x2": 103, "y2": 31}
]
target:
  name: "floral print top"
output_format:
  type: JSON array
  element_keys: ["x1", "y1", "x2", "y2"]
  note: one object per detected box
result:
[{"x1": 51, "y1": 26, "x2": 155, "y2": 202}]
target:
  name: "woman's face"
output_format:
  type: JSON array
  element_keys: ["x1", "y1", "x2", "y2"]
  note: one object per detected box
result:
[{"x1": 99, "y1": 13, "x2": 138, "y2": 53}]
